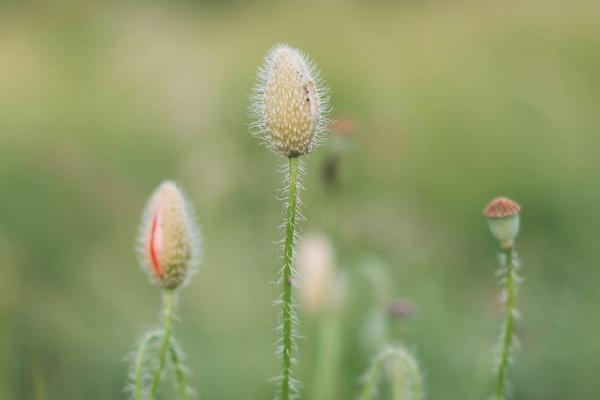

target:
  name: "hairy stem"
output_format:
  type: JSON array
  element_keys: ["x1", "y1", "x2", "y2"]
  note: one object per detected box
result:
[
  {"x1": 495, "y1": 249, "x2": 518, "y2": 399},
  {"x1": 391, "y1": 349, "x2": 423, "y2": 400},
  {"x1": 169, "y1": 343, "x2": 190, "y2": 400},
  {"x1": 149, "y1": 289, "x2": 176, "y2": 398},
  {"x1": 134, "y1": 331, "x2": 160, "y2": 400},
  {"x1": 360, "y1": 346, "x2": 423, "y2": 400},
  {"x1": 280, "y1": 156, "x2": 300, "y2": 400}
]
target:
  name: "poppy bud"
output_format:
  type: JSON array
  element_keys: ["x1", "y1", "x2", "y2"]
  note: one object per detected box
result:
[
  {"x1": 138, "y1": 181, "x2": 200, "y2": 289},
  {"x1": 251, "y1": 44, "x2": 329, "y2": 157}
]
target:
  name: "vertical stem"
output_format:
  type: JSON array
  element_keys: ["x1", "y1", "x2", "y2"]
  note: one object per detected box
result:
[
  {"x1": 149, "y1": 289, "x2": 176, "y2": 399},
  {"x1": 134, "y1": 331, "x2": 160, "y2": 400},
  {"x1": 496, "y1": 249, "x2": 516, "y2": 400},
  {"x1": 360, "y1": 346, "x2": 423, "y2": 400},
  {"x1": 360, "y1": 357, "x2": 381, "y2": 400},
  {"x1": 312, "y1": 314, "x2": 342, "y2": 400},
  {"x1": 280, "y1": 156, "x2": 299, "y2": 400},
  {"x1": 169, "y1": 343, "x2": 190, "y2": 400}
]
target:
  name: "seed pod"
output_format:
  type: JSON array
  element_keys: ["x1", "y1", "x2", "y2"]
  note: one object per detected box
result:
[
  {"x1": 483, "y1": 196, "x2": 521, "y2": 250},
  {"x1": 251, "y1": 44, "x2": 329, "y2": 157},
  {"x1": 138, "y1": 181, "x2": 200, "y2": 289}
]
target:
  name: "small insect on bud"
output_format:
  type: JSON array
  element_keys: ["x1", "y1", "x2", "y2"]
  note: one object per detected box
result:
[
  {"x1": 483, "y1": 196, "x2": 521, "y2": 250},
  {"x1": 297, "y1": 233, "x2": 335, "y2": 315},
  {"x1": 251, "y1": 44, "x2": 329, "y2": 157},
  {"x1": 138, "y1": 181, "x2": 200, "y2": 289}
]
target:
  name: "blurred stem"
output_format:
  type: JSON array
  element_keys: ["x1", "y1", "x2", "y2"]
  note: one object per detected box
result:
[
  {"x1": 134, "y1": 331, "x2": 160, "y2": 400},
  {"x1": 360, "y1": 346, "x2": 423, "y2": 400},
  {"x1": 391, "y1": 347, "x2": 424, "y2": 400},
  {"x1": 312, "y1": 313, "x2": 342, "y2": 400},
  {"x1": 495, "y1": 249, "x2": 518, "y2": 400},
  {"x1": 169, "y1": 343, "x2": 190, "y2": 400},
  {"x1": 149, "y1": 289, "x2": 176, "y2": 399},
  {"x1": 280, "y1": 156, "x2": 299, "y2": 400}
]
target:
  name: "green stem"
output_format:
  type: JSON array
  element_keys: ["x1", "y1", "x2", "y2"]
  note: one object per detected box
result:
[
  {"x1": 360, "y1": 346, "x2": 423, "y2": 400},
  {"x1": 280, "y1": 156, "x2": 300, "y2": 400},
  {"x1": 312, "y1": 314, "x2": 342, "y2": 400},
  {"x1": 149, "y1": 289, "x2": 176, "y2": 399},
  {"x1": 134, "y1": 331, "x2": 160, "y2": 400},
  {"x1": 169, "y1": 343, "x2": 190, "y2": 400},
  {"x1": 360, "y1": 359, "x2": 380, "y2": 400},
  {"x1": 495, "y1": 249, "x2": 517, "y2": 400},
  {"x1": 391, "y1": 348, "x2": 423, "y2": 400}
]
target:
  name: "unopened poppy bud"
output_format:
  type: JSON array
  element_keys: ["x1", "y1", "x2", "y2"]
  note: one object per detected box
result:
[
  {"x1": 251, "y1": 44, "x2": 329, "y2": 157},
  {"x1": 297, "y1": 233, "x2": 335, "y2": 315},
  {"x1": 483, "y1": 196, "x2": 521, "y2": 250},
  {"x1": 138, "y1": 181, "x2": 200, "y2": 289}
]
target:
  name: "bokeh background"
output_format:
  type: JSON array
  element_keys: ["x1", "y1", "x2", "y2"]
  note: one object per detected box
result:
[{"x1": 2, "y1": 0, "x2": 600, "y2": 399}]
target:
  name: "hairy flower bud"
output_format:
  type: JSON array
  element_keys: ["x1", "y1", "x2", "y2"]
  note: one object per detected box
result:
[
  {"x1": 138, "y1": 181, "x2": 200, "y2": 289},
  {"x1": 251, "y1": 44, "x2": 329, "y2": 157},
  {"x1": 483, "y1": 196, "x2": 521, "y2": 250}
]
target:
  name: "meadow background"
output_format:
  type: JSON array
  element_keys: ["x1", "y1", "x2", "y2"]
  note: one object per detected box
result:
[{"x1": 1, "y1": 0, "x2": 599, "y2": 399}]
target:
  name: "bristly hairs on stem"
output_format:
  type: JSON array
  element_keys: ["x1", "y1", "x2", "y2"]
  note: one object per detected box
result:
[
  {"x1": 170, "y1": 338, "x2": 193, "y2": 400},
  {"x1": 149, "y1": 290, "x2": 177, "y2": 398},
  {"x1": 494, "y1": 249, "x2": 522, "y2": 400},
  {"x1": 249, "y1": 43, "x2": 330, "y2": 400},
  {"x1": 127, "y1": 329, "x2": 161, "y2": 400},
  {"x1": 274, "y1": 156, "x2": 304, "y2": 400},
  {"x1": 359, "y1": 345, "x2": 424, "y2": 400}
]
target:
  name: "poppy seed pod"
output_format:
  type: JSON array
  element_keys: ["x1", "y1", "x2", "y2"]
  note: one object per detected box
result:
[
  {"x1": 483, "y1": 196, "x2": 521, "y2": 250},
  {"x1": 138, "y1": 181, "x2": 200, "y2": 289},
  {"x1": 251, "y1": 44, "x2": 329, "y2": 157}
]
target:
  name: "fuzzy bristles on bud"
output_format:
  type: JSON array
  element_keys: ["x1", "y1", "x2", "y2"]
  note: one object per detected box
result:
[
  {"x1": 484, "y1": 196, "x2": 521, "y2": 250},
  {"x1": 251, "y1": 44, "x2": 329, "y2": 157},
  {"x1": 138, "y1": 181, "x2": 200, "y2": 289}
]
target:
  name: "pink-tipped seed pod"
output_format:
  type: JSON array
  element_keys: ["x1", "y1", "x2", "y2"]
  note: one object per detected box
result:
[{"x1": 483, "y1": 196, "x2": 521, "y2": 250}]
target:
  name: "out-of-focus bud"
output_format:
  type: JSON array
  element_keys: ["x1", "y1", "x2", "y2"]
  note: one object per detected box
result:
[
  {"x1": 138, "y1": 181, "x2": 200, "y2": 289},
  {"x1": 297, "y1": 233, "x2": 335, "y2": 315},
  {"x1": 386, "y1": 298, "x2": 417, "y2": 320},
  {"x1": 483, "y1": 196, "x2": 521, "y2": 250},
  {"x1": 251, "y1": 44, "x2": 329, "y2": 157}
]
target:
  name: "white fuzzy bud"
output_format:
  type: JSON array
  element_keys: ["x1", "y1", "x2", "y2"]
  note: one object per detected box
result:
[{"x1": 251, "y1": 44, "x2": 329, "y2": 157}]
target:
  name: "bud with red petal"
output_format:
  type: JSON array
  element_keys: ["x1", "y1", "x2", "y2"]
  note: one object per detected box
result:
[{"x1": 138, "y1": 181, "x2": 200, "y2": 289}]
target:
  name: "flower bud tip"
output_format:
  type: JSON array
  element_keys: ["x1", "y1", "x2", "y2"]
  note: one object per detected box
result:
[
  {"x1": 250, "y1": 44, "x2": 329, "y2": 157},
  {"x1": 138, "y1": 181, "x2": 200, "y2": 289}
]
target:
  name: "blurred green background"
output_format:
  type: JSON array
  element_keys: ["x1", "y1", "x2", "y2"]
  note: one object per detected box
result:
[{"x1": 1, "y1": 0, "x2": 600, "y2": 399}]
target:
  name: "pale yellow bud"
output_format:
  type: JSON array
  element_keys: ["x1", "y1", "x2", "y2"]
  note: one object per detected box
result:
[
  {"x1": 251, "y1": 44, "x2": 329, "y2": 157},
  {"x1": 297, "y1": 233, "x2": 335, "y2": 315}
]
